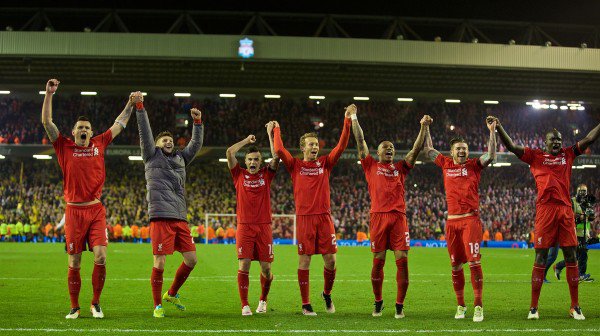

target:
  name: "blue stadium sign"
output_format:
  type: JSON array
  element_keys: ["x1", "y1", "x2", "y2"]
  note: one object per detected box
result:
[{"x1": 238, "y1": 37, "x2": 254, "y2": 58}]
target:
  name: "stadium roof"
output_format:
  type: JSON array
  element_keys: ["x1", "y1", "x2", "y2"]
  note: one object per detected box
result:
[
  {"x1": 2, "y1": 1, "x2": 600, "y2": 27},
  {"x1": 1, "y1": 3, "x2": 599, "y2": 102},
  {"x1": 0, "y1": 7, "x2": 598, "y2": 47}
]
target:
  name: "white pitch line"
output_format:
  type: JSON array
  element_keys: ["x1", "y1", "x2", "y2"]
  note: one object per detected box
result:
[{"x1": 0, "y1": 328, "x2": 598, "y2": 334}]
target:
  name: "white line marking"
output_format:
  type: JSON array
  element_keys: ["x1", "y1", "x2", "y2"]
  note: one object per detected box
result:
[{"x1": 0, "y1": 328, "x2": 598, "y2": 334}]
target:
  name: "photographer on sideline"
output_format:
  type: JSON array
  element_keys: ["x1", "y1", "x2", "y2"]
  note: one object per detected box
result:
[{"x1": 553, "y1": 184, "x2": 597, "y2": 282}]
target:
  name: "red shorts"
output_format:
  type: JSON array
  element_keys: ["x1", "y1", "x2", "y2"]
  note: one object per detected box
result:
[
  {"x1": 445, "y1": 215, "x2": 483, "y2": 266},
  {"x1": 64, "y1": 203, "x2": 107, "y2": 255},
  {"x1": 296, "y1": 214, "x2": 338, "y2": 256},
  {"x1": 534, "y1": 204, "x2": 577, "y2": 248},
  {"x1": 369, "y1": 212, "x2": 410, "y2": 252},
  {"x1": 150, "y1": 219, "x2": 196, "y2": 255},
  {"x1": 236, "y1": 223, "x2": 274, "y2": 262}
]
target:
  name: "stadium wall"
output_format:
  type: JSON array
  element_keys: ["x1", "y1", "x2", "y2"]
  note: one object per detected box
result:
[{"x1": 1, "y1": 31, "x2": 600, "y2": 71}]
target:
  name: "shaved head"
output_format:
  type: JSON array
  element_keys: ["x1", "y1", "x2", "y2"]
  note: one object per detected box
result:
[
  {"x1": 545, "y1": 128, "x2": 562, "y2": 139},
  {"x1": 544, "y1": 128, "x2": 563, "y2": 155},
  {"x1": 376, "y1": 141, "x2": 395, "y2": 163},
  {"x1": 377, "y1": 141, "x2": 393, "y2": 152}
]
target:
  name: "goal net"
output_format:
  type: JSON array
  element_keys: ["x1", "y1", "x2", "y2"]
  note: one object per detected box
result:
[{"x1": 203, "y1": 213, "x2": 297, "y2": 245}]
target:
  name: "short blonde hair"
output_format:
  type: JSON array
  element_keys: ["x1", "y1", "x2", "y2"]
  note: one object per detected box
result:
[{"x1": 299, "y1": 132, "x2": 318, "y2": 149}]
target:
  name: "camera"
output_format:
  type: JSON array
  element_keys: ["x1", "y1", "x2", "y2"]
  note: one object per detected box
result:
[
  {"x1": 576, "y1": 193, "x2": 596, "y2": 210},
  {"x1": 576, "y1": 193, "x2": 596, "y2": 222},
  {"x1": 575, "y1": 192, "x2": 597, "y2": 247}
]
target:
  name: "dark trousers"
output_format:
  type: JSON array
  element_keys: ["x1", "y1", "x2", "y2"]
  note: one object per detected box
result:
[
  {"x1": 554, "y1": 238, "x2": 589, "y2": 276},
  {"x1": 544, "y1": 244, "x2": 560, "y2": 279}
]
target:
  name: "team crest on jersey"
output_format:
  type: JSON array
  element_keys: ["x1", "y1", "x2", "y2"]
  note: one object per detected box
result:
[
  {"x1": 315, "y1": 161, "x2": 321, "y2": 167},
  {"x1": 446, "y1": 167, "x2": 468, "y2": 177},
  {"x1": 73, "y1": 145, "x2": 99, "y2": 158},
  {"x1": 243, "y1": 176, "x2": 266, "y2": 188},
  {"x1": 542, "y1": 157, "x2": 566, "y2": 166},
  {"x1": 300, "y1": 166, "x2": 324, "y2": 176}
]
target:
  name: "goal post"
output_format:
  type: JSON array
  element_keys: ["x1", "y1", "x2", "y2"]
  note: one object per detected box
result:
[{"x1": 203, "y1": 213, "x2": 297, "y2": 245}]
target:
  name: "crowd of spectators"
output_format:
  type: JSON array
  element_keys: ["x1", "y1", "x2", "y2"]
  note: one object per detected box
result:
[
  {"x1": 2, "y1": 95, "x2": 599, "y2": 244},
  {"x1": 1, "y1": 158, "x2": 599, "y2": 244},
  {"x1": 1, "y1": 96, "x2": 598, "y2": 153}
]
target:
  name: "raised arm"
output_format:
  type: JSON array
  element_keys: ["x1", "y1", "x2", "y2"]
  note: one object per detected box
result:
[
  {"x1": 349, "y1": 105, "x2": 369, "y2": 159},
  {"x1": 41, "y1": 79, "x2": 60, "y2": 143},
  {"x1": 109, "y1": 92, "x2": 136, "y2": 139},
  {"x1": 423, "y1": 124, "x2": 441, "y2": 161},
  {"x1": 405, "y1": 115, "x2": 432, "y2": 166},
  {"x1": 273, "y1": 122, "x2": 295, "y2": 168},
  {"x1": 135, "y1": 97, "x2": 156, "y2": 162},
  {"x1": 479, "y1": 117, "x2": 497, "y2": 167},
  {"x1": 326, "y1": 104, "x2": 353, "y2": 166},
  {"x1": 490, "y1": 116, "x2": 525, "y2": 157},
  {"x1": 181, "y1": 108, "x2": 205, "y2": 165},
  {"x1": 226, "y1": 135, "x2": 255, "y2": 170},
  {"x1": 578, "y1": 121, "x2": 600, "y2": 152},
  {"x1": 266, "y1": 121, "x2": 280, "y2": 171}
]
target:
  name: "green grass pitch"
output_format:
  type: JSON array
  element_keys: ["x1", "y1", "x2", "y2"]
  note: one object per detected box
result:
[{"x1": 0, "y1": 243, "x2": 598, "y2": 335}]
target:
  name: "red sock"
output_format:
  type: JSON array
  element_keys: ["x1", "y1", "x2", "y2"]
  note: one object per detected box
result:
[
  {"x1": 238, "y1": 270, "x2": 249, "y2": 307},
  {"x1": 451, "y1": 268, "x2": 465, "y2": 306},
  {"x1": 260, "y1": 273, "x2": 273, "y2": 301},
  {"x1": 168, "y1": 262, "x2": 193, "y2": 296},
  {"x1": 298, "y1": 269, "x2": 310, "y2": 305},
  {"x1": 469, "y1": 263, "x2": 483, "y2": 307},
  {"x1": 565, "y1": 262, "x2": 579, "y2": 308},
  {"x1": 151, "y1": 267, "x2": 164, "y2": 307},
  {"x1": 396, "y1": 258, "x2": 409, "y2": 305},
  {"x1": 371, "y1": 258, "x2": 385, "y2": 302},
  {"x1": 323, "y1": 267, "x2": 336, "y2": 295},
  {"x1": 530, "y1": 263, "x2": 545, "y2": 309},
  {"x1": 91, "y1": 263, "x2": 106, "y2": 305},
  {"x1": 68, "y1": 267, "x2": 81, "y2": 309}
]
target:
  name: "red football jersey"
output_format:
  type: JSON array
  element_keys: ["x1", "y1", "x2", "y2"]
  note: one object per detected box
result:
[
  {"x1": 434, "y1": 155, "x2": 484, "y2": 216},
  {"x1": 52, "y1": 130, "x2": 113, "y2": 203},
  {"x1": 361, "y1": 155, "x2": 412, "y2": 213},
  {"x1": 273, "y1": 118, "x2": 351, "y2": 216},
  {"x1": 285, "y1": 156, "x2": 335, "y2": 215},
  {"x1": 231, "y1": 164, "x2": 276, "y2": 224},
  {"x1": 519, "y1": 144, "x2": 580, "y2": 207}
]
